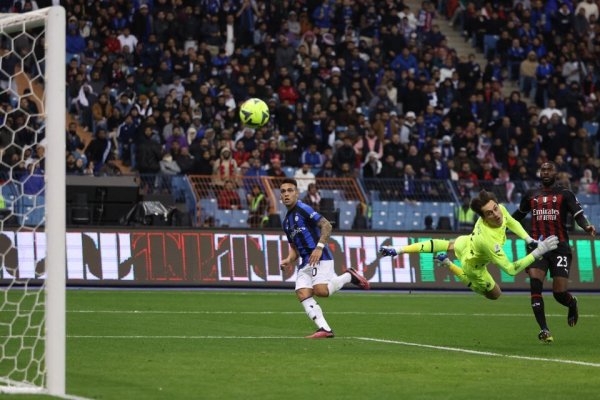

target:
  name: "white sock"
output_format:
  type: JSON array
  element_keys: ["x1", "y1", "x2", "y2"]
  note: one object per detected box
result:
[
  {"x1": 327, "y1": 272, "x2": 352, "y2": 296},
  {"x1": 301, "y1": 297, "x2": 332, "y2": 332}
]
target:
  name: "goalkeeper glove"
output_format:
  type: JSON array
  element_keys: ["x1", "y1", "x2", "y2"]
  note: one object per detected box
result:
[
  {"x1": 434, "y1": 253, "x2": 452, "y2": 268},
  {"x1": 530, "y1": 235, "x2": 559, "y2": 259},
  {"x1": 379, "y1": 246, "x2": 399, "y2": 257},
  {"x1": 526, "y1": 236, "x2": 540, "y2": 253}
]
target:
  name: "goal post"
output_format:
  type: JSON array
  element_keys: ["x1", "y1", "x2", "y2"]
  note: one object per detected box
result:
[
  {"x1": 0, "y1": 6, "x2": 65, "y2": 396},
  {"x1": 45, "y1": 5, "x2": 66, "y2": 396}
]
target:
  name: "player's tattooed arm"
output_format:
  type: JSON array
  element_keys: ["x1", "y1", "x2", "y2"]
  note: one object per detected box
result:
[
  {"x1": 317, "y1": 217, "x2": 332, "y2": 245},
  {"x1": 308, "y1": 218, "x2": 333, "y2": 266}
]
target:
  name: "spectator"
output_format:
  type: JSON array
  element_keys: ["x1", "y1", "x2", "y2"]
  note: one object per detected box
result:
[
  {"x1": 247, "y1": 184, "x2": 269, "y2": 228},
  {"x1": 91, "y1": 93, "x2": 112, "y2": 132},
  {"x1": 85, "y1": 128, "x2": 112, "y2": 172},
  {"x1": 332, "y1": 136, "x2": 357, "y2": 175},
  {"x1": 455, "y1": 195, "x2": 476, "y2": 231},
  {"x1": 294, "y1": 162, "x2": 316, "y2": 194},
  {"x1": 175, "y1": 146, "x2": 195, "y2": 174},
  {"x1": 458, "y1": 162, "x2": 479, "y2": 195},
  {"x1": 302, "y1": 183, "x2": 322, "y2": 211},
  {"x1": 267, "y1": 158, "x2": 287, "y2": 183},
  {"x1": 575, "y1": 0, "x2": 599, "y2": 21},
  {"x1": 165, "y1": 127, "x2": 188, "y2": 152},
  {"x1": 66, "y1": 122, "x2": 82, "y2": 153},
  {"x1": 399, "y1": 111, "x2": 417, "y2": 144},
  {"x1": 579, "y1": 169, "x2": 599, "y2": 194},
  {"x1": 316, "y1": 159, "x2": 336, "y2": 178},
  {"x1": 117, "y1": 27, "x2": 138, "y2": 54},
  {"x1": 66, "y1": 153, "x2": 81, "y2": 174},
  {"x1": 212, "y1": 147, "x2": 238, "y2": 188},
  {"x1": 233, "y1": 139, "x2": 250, "y2": 166},
  {"x1": 136, "y1": 125, "x2": 162, "y2": 174},
  {"x1": 300, "y1": 143, "x2": 324, "y2": 169},
  {"x1": 116, "y1": 113, "x2": 138, "y2": 167},
  {"x1": 401, "y1": 164, "x2": 417, "y2": 200},
  {"x1": 217, "y1": 180, "x2": 242, "y2": 210},
  {"x1": 66, "y1": 19, "x2": 85, "y2": 60},
  {"x1": 362, "y1": 151, "x2": 382, "y2": 178},
  {"x1": 519, "y1": 51, "x2": 538, "y2": 98},
  {"x1": 535, "y1": 56, "x2": 554, "y2": 107},
  {"x1": 263, "y1": 138, "x2": 284, "y2": 165},
  {"x1": 354, "y1": 128, "x2": 384, "y2": 163},
  {"x1": 193, "y1": 149, "x2": 214, "y2": 176},
  {"x1": 159, "y1": 152, "x2": 181, "y2": 175}
]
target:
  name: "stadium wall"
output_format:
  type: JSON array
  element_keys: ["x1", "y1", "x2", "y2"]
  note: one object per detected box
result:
[{"x1": 1, "y1": 229, "x2": 599, "y2": 290}]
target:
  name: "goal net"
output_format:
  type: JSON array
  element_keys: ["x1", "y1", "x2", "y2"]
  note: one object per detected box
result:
[{"x1": 0, "y1": 7, "x2": 65, "y2": 396}]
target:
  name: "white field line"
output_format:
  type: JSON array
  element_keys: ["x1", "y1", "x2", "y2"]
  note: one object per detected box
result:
[
  {"x1": 64, "y1": 334, "x2": 600, "y2": 368},
  {"x1": 65, "y1": 310, "x2": 598, "y2": 318},
  {"x1": 354, "y1": 337, "x2": 600, "y2": 368},
  {"x1": 0, "y1": 376, "x2": 92, "y2": 400}
]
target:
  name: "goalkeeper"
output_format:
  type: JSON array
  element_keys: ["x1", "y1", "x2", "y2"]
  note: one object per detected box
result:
[{"x1": 379, "y1": 190, "x2": 559, "y2": 300}]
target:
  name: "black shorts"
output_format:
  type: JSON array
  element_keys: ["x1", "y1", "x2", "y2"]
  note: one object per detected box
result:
[{"x1": 529, "y1": 252, "x2": 572, "y2": 278}]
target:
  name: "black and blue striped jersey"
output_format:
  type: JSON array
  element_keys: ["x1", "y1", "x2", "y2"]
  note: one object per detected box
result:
[{"x1": 282, "y1": 201, "x2": 332, "y2": 268}]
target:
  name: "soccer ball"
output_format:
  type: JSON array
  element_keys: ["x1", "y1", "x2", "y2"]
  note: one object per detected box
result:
[{"x1": 239, "y1": 98, "x2": 270, "y2": 128}]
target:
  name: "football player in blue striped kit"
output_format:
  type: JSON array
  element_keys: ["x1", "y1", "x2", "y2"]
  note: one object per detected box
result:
[{"x1": 279, "y1": 178, "x2": 370, "y2": 338}]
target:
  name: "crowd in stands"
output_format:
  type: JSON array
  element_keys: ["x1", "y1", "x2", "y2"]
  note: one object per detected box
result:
[{"x1": 1, "y1": 0, "x2": 600, "y2": 211}]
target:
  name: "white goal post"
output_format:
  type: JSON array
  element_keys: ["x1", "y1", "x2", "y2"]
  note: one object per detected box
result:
[{"x1": 0, "y1": 6, "x2": 65, "y2": 396}]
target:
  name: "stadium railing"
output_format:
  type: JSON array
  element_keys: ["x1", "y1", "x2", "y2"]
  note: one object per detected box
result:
[
  {"x1": 50, "y1": 174, "x2": 600, "y2": 230},
  {"x1": 187, "y1": 174, "x2": 366, "y2": 229}
]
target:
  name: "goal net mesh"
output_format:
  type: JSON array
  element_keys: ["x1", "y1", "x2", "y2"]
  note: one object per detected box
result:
[{"x1": 0, "y1": 9, "x2": 59, "y2": 392}]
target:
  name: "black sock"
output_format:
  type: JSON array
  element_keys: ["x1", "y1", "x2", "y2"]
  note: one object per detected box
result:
[
  {"x1": 553, "y1": 291, "x2": 574, "y2": 307},
  {"x1": 530, "y1": 278, "x2": 547, "y2": 330}
]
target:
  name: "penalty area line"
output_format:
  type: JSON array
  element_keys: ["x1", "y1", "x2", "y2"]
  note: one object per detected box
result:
[{"x1": 355, "y1": 337, "x2": 600, "y2": 368}]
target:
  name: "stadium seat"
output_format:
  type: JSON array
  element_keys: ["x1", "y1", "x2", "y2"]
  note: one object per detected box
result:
[
  {"x1": 331, "y1": 189, "x2": 343, "y2": 201},
  {"x1": 199, "y1": 198, "x2": 218, "y2": 225},
  {"x1": 1, "y1": 182, "x2": 19, "y2": 214},
  {"x1": 578, "y1": 194, "x2": 599, "y2": 205},
  {"x1": 338, "y1": 201, "x2": 358, "y2": 231},
  {"x1": 372, "y1": 201, "x2": 390, "y2": 213},
  {"x1": 373, "y1": 218, "x2": 387, "y2": 229},
  {"x1": 391, "y1": 219, "x2": 405, "y2": 230},
  {"x1": 20, "y1": 195, "x2": 45, "y2": 227},
  {"x1": 216, "y1": 209, "x2": 233, "y2": 227},
  {"x1": 229, "y1": 210, "x2": 249, "y2": 228},
  {"x1": 282, "y1": 167, "x2": 294, "y2": 177}
]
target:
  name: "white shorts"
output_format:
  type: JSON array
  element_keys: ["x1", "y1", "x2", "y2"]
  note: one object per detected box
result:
[{"x1": 295, "y1": 260, "x2": 336, "y2": 290}]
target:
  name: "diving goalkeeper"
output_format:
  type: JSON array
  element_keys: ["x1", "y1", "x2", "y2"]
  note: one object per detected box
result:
[{"x1": 379, "y1": 190, "x2": 559, "y2": 300}]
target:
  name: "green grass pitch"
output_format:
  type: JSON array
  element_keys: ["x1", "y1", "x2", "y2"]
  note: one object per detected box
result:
[{"x1": 11, "y1": 290, "x2": 600, "y2": 399}]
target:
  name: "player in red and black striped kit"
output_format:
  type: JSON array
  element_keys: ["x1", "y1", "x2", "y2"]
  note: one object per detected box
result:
[{"x1": 512, "y1": 162, "x2": 596, "y2": 343}]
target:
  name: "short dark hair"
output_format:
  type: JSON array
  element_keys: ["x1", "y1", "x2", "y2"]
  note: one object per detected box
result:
[
  {"x1": 541, "y1": 161, "x2": 557, "y2": 170},
  {"x1": 470, "y1": 190, "x2": 498, "y2": 217},
  {"x1": 280, "y1": 178, "x2": 298, "y2": 188}
]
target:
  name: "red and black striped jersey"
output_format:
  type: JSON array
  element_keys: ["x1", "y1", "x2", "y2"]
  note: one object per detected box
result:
[{"x1": 517, "y1": 184, "x2": 584, "y2": 254}]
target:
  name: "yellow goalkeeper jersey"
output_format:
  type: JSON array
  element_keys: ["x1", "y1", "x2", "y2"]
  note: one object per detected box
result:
[{"x1": 458, "y1": 204, "x2": 535, "y2": 276}]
